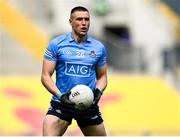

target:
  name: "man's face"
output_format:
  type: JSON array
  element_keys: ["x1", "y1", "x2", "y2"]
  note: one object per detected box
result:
[{"x1": 70, "y1": 11, "x2": 90, "y2": 37}]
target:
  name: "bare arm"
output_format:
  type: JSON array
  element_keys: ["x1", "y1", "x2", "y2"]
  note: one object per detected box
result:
[
  {"x1": 96, "y1": 65, "x2": 108, "y2": 92},
  {"x1": 41, "y1": 59, "x2": 59, "y2": 97}
]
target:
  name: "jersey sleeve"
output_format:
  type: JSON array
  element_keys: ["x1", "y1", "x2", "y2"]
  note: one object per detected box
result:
[
  {"x1": 44, "y1": 41, "x2": 58, "y2": 62},
  {"x1": 97, "y1": 46, "x2": 107, "y2": 67}
]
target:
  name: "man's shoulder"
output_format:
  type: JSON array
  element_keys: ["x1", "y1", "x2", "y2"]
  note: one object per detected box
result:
[{"x1": 89, "y1": 36, "x2": 104, "y2": 47}]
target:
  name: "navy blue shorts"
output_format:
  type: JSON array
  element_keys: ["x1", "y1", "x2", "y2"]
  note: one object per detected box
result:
[{"x1": 46, "y1": 100, "x2": 103, "y2": 127}]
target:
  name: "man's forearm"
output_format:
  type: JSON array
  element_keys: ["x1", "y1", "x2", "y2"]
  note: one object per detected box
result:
[
  {"x1": 96, "y1": 75, "x2": 107, "y2": 92},
  {"x1": 41, "y1": 74, "x2": 59, "y2": 97}
]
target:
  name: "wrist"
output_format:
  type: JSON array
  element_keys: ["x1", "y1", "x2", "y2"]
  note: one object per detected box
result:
[
  {"x1": 57, "y1": 91, "x2": 62, "y2": 99},
  {"x1": 96, "y1": 88, "x2": 103, "y2": 94}
]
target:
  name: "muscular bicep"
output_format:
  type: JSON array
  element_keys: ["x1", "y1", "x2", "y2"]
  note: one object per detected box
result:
[{"x1": 42, "y1": 59, "x2": 56, "y2": 77}]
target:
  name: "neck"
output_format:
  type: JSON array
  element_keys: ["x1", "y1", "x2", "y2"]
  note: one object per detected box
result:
[
  {"x1": 77, "y1": 35, "x2": 87, "y2": 43},
  {"x1": 72, "y1": 31, "x2": 87, "y2": 43}
]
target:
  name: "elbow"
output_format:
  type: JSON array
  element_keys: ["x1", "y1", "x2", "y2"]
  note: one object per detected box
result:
[
  {"x1": 106, "y1": 77, "x2": 108, "y2": 85},
  {"x1": 41, "y1": 74, "x2": 46, "y2": 86},
  {"x1": 104, "y1": 81, "x2": 108, "y2": 90},
  {"x1": 104, "y1": 78, "x2": 108, "y2": 90}
]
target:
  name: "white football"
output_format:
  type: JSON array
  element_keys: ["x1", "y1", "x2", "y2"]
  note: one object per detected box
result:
[{"x1": 69, "y1": 84, "x2": 94, "y2": 110}]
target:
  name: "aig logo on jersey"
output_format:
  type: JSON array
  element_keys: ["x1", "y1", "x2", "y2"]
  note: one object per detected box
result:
[{"x1": 65, "y1": 62, "x2": 92, "y2": 77}]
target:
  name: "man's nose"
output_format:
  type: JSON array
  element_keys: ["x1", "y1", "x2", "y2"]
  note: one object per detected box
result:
[{"x1": 82, "y1": 19, "x2": 86, "y2": 25}]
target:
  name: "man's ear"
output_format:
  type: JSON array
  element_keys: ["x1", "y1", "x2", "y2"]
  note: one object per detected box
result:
[{"x1": 69, "y1": 19, "x2": 72, "y2": 25}]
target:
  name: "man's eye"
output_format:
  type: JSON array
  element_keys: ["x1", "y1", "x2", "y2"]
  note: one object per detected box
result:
[{"x1": 76, "y1": 18, "x2": 82, "y2": 21}]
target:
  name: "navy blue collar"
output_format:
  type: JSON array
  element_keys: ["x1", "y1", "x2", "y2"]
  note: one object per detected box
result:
[{"x1": 67, "y1": 32, "x2": 91, "y2": 43}]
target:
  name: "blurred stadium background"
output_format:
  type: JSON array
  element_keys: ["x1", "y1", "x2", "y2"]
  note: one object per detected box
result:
[{"x1": 0, "y1": 0, "x2": 180, "y2": 136}]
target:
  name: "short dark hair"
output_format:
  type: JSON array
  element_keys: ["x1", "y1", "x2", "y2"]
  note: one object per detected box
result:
[{"x1": 70, "y1": 6, "x2": 89, "y2": 17}]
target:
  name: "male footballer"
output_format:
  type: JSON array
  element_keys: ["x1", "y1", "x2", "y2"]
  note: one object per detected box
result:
[{"x1": 41, "y1": 6, "x2": 108, "y2": 136}]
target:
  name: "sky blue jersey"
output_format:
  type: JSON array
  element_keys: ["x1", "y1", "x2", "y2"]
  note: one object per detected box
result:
[{"x1": 44, "y1": 32, "x2": 107, "y2": 101}]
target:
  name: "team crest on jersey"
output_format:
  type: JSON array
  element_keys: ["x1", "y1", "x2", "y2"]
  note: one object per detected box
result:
[{"x1": 89, "y1": 51, "x2": 96, "y2": 58}]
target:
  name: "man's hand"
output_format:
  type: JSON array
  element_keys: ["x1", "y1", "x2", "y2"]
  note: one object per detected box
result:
[
  {"x1": 93, "y1": 88, "x2": 103, "y2": 104},
  {"x1": 58, "y1": 92, "x2": 75, "y2": 106}
]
